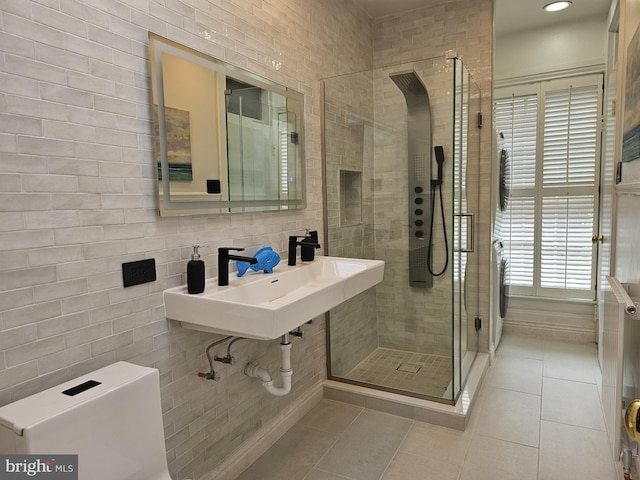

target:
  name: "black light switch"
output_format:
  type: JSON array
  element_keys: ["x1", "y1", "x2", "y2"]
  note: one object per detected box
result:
[
  {"x1": 122, "y1": 258, "x2": 156, "y2": 287},
  {"x1": 207, "y1": 179, "x2": 221, "y2": 194}
]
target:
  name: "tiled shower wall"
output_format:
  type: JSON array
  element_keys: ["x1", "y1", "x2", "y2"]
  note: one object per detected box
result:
[
  {"x1": 372, "y1": 58, "x2": 457, "y2": 356},
  {"x1": 326, "y1": 58, "x2": 481, "y2": 363},
  {"x1": 0, "y1": 1, "x2": 372, "y2": 478},
  {"x1": 326, "y1": 0, "x2": 493, "y2": 369},
  {"x1": 372, "y1": 0, "x2": 493, "y2": 353},
  {"x1": 323, "y1": 70, "x2": 379, "y2": 376}
]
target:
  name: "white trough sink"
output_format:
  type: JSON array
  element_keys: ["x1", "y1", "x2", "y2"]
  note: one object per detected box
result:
[{"x1": 163, "y1": 256, "x2": 385, "y2": 340}]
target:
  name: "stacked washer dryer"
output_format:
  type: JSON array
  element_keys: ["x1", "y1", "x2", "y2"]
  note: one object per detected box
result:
[{"x1": 490, "y1": 133, "x2": 510, "y2": 358}]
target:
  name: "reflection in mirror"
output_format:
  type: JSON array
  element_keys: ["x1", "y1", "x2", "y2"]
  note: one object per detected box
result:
[{"x1": 149, "y1": 34, "x2": 305, "y2": 216}]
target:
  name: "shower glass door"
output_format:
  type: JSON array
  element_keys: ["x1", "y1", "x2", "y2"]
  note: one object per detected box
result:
[
  {"x1": 225, "y1": 80, "x2": 288, "y2": 212},
  {"x1": 452, "y1": 58, "x2": 482, "y2": 399},
  {"x1": 322, "y1": 57, "x2": 480, "y2": 404}
]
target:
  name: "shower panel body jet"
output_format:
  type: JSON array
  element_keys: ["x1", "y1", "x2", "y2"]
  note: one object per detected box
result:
[{"x1": 390, "y1": 70, "x2": 433, "y2": 289}]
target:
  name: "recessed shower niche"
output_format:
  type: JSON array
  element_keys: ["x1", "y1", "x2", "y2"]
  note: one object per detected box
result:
[{"x1": 339, "y1": 169, "x2": 363, "y2": 226}]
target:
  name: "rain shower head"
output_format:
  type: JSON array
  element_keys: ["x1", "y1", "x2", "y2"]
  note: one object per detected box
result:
[{"x1": 390, "y1": 71, "x2": 429, "y2": 99}]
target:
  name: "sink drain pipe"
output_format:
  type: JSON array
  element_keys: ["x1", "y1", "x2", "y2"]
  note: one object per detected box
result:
[{"x1": 245, "y1": 333, "x2": 292, "y2": 396}]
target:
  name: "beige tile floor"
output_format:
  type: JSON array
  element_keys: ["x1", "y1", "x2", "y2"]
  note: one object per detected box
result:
[{"x1": 234, "y1": 333, "x2": 618, "y2": 480}]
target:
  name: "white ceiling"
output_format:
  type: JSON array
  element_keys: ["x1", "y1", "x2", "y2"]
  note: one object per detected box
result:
[{"x1": 350, "y1": 0, "x2": 612, "y2": 36}]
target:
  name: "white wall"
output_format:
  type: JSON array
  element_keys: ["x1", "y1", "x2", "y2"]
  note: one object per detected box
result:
[{"x1": 496, "y1": 16, "x2": 609, "y2": 81}]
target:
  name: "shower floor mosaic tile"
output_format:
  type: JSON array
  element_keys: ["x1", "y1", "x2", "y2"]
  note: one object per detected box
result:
[{"x1": 343, "y1": 347, "x2": 453, "y2": 398}]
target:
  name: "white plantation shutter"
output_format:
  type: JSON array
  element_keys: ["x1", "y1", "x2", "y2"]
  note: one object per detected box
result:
[
  {"x1": 494, "y1": 95, "x2": 538, "y2": 189},
  {"x1": 543, "y1": 86, "x2": 598, "y2": 186},
  {"x1": 453, "y1": 76, "x2": 468, "y2": 279},
  {"x1": 278, "y1": 111, "x2": 289, "y2": 197},
  {"x1": 540, "y1": 195, "x2": 595, "y2": 290},
  {"x1": 494, "y1": 91, "x2": 537, "y2": 290},
  {"x1": 539, "y1": 82, "x2": 599, "y2": 296},
  {"x1": 502, "y1": 196, "x2": 535, "y2": 287},
  {"x1": 494, "y1": 75, "x2": 602, "y2": 300}
]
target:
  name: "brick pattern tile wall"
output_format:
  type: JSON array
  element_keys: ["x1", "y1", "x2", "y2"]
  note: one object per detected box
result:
[{"x1": 0, "y1": 1, "x2": 371, "y2": 478}]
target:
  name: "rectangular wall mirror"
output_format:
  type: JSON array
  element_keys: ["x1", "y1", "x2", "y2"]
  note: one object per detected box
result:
[{"x1": 149, "y1": 33, "x2": 306, "y2": 216}]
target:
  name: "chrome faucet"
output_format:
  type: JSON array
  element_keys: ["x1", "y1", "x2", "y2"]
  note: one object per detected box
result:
[{"x1": 218, "y1": 247, "x2": 258, "y2": 286}]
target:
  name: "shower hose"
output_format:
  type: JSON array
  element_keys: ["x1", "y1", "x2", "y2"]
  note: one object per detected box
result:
[{"x1": 427, "y1": 179, "x2": 449, "y2": 276}]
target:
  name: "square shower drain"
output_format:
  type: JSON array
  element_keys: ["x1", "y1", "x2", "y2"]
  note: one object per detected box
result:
[{"x1": 396, "y1": 363, "x2": 422, "y2": 374}]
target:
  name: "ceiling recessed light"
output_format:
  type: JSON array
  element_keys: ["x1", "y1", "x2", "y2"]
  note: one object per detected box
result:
[{"x1": 543, "y1": 1, "x2": 572, "y2": 12}]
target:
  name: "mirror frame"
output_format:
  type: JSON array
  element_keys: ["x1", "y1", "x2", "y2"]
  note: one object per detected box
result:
[{"x1": 149, "y1": 33, "x2": 306, "y2": 215}]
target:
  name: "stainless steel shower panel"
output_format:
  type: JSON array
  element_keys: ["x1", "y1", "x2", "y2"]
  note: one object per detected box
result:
[{"x1": 390, "y1": 71, "x2": 433, "y2": 288}]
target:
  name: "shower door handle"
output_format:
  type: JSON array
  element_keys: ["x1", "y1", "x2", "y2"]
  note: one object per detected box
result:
[{"x1": 457, "y1": 213, "x2": 474, "y2": 253}]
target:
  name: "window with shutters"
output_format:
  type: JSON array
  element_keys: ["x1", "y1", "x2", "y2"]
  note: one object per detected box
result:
[{"x1": 494, "y1": 74, "x2": 602, "y2": 300}]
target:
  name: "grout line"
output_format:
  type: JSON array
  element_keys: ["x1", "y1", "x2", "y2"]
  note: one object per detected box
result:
[
  {"x1": 375, "y1": 419, "x2": 416, "y2": 480},
  {"x1": 537, "y1": 370, "x2": 544, "y2": 480},
  {"x1": 303, "y1": 403, "x2": 366, "y2": 479},
  {"x1": 303, "y1": 467, "x2": 355, "y2": 480}
]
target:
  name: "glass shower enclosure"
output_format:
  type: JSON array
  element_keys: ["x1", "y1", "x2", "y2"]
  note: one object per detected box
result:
[{"x1": 322, "y1": 56, "x2": 481, "y2": 404}]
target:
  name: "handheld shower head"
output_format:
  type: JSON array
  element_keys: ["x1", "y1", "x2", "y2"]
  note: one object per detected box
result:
[{"x1": 434, "y1": 146, "x2": 445, "y2": 185}]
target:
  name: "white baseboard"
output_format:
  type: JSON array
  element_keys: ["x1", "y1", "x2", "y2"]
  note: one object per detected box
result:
[{"x1": 503, "y1": 320, "x2": 596, "y2": 343}]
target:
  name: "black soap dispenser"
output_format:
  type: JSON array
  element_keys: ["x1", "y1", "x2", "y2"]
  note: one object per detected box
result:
[
  {"x1": 187, "y1": 245, "x2": 205, "y2": 294},
  {"x1": 300, "y1": 230, "x2": 320, "y2": 262}
]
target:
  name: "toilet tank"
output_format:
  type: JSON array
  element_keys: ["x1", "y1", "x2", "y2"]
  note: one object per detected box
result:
[{"x1": 0, "y1": 362, "x2": 171, "y2": 480}]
